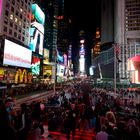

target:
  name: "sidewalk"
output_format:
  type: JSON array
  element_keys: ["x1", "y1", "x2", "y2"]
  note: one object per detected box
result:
[
  {"x1": 15, "y1": 89, "x2": 48, "y2": 100},
  {"x1": 14, "y1": 90, "x2": 54, "y2": 107}
]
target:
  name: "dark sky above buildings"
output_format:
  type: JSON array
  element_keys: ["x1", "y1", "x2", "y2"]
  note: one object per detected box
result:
[
  {"x1": 65, "y1": 0, "x2": 101, "y2": 34},
  {"x1": 65, "y1": 0, "x2": 101, "y2": 73}
]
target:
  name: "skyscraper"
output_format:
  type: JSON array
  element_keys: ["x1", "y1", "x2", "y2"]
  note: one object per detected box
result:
[
  {"x1": 0, "y1": 0, "x2": 32, "y2": 47},
  {"x1": 0, "y1": 0, "x2": 33, "y2": 84},
  {"x1": 114, "y1": 0, "x2": 140, "y2": 80},
  {"x1": 99, "y1": 0, "x2": 140, "y2": 82}
]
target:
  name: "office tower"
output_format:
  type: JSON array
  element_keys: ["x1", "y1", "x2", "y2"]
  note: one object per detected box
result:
[
  {"x1": 99, "y1": 0, "x2": 140, "y2": 82},
  {"x1": 35, "y1": 0, "x2": 68, "y2": 62},
  {"x1": 57, "y1": 17, "x2": 70, "y2": 53},
  {"x1": 0, "y1": 0, "x2": 32, "y2": 46},
  {"x1": 101, "y1": 0, "x2": 114, "y2": 48},
  {"x1": 114, "y1": 0, "x2": 140, "y2": 80},
  {"x1": 93, "y1": 28, "x2": 101, "y2": 58},
  {"x1": 0, "y1": 0, "x2": 33, "y2": 84}
]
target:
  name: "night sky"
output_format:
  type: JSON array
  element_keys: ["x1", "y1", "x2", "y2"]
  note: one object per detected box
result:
[{"x1": 65, "y1": 0, "x2": 101, "y2": 74}]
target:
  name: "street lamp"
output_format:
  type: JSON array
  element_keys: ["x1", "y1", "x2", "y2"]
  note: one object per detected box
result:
[
  {"x1": 53, "y1": 49, "x2": 57, "y2": 94},
  {"x1": 114, "y1": 43, "x2": 117, "y2": 94}
]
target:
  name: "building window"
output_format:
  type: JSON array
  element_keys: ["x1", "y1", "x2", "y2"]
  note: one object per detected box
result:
[
  {"x1": 16, "y1": 11, "x2": 18, "y2": 16},
  {"x1": 14, "y1": 32, "x2": 17, "y2": 37},
  {"x1": 21, "y1": 1, "x2": 24, "y2": 6},
  {"x1": 23, "y1": 24, "x2": 26, "y2": 28},
  {"x1": 5, "y1": 1, "x2": 10, "y2": 9},
  {"x1": 14, "y1": 24, "x2": 18, "y2": 30},
  {"x1": 24, "y1": 18, "x2": 26, "y2": 22},
  {"x1": 22, "y1": 37, "x2": 25, "y2": 41},
  {"x1": 5, "y1": 10, "x2": 9, "y2": 16},
  {"x1": 19, "y1": 27, "x2": 21, "y2": 33},
  {"x1": 15, "y1": 17, "x2": 18, "y2": 23},
  {"x1": 4, "y1": 17, "x2": 8, "y2": 24},
  {"x1": 10, "y1": 14, "x2": 13, "y2": 20},
  {"x1": 20, "y1": 14, "x2": 23, "y2": 19},
  {"x1": 9, "y1": 22, "x2": 13, "y2": 27},
  {"x1": 22, "y1": 30, "x2": 25, "y2": 35},
  {"x1": 9, "y1": 29, "x2": 12, "y2": 35},
  {"x1": 3, "y1": 26, "x2": 7, "y2": 32},
  {"x1": 18, "y1": 34, "x2": 21, "y2": 40},
  {"x1": 12, "y1": 0, "x2": 15, "y2": 5},
  {"x1": 20, "y1": 8, "x2": 23, "y2": 12},
  {"x1": 11, "y1": 7, "x2": 14, "y2": 12},
  {"x1": 19, "y1": 21, "x2": 22, "y2": 26}
]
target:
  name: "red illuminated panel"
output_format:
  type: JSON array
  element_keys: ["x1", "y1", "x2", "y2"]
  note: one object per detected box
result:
[
  {"x1": 128, "y1": 55, "x2": 140, "y2": 83},
  {"x1": 32, "y1": 56, "x2": 40, "y2": 64}
]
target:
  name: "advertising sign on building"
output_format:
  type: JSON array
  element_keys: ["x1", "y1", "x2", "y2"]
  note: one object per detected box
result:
[
  {"x1": 3, "y1": 39, "x2": 32, "y2": 68},
  {"x1": 29, "y1": 4, "x2": 45, "y2": 55},
  {"x1": 43, "y1": 48, "x2": 49, "y2": 64},
  {"x1": 31, "y1": 56, "x2": 40, "y2": 75}
]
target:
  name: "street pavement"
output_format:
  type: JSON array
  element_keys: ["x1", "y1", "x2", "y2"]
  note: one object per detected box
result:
[{"x1": 15, "y1": 90, "x2": 54, "y2": 107}]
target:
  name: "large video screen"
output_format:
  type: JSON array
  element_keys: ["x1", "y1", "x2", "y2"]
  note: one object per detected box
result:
[
  {"x1": 31, "y1": 56, "x2": 40, "y2": 75},
  {"x1": 31, "y1": 4, "x2": 45, "y2": 25},
  {"x1": 57, "y1": 51, "x2": 64, "y2": 64},
  {"x1": 57, "y1": 64, "x2": 65, "y2": 77},
  {"x1": 29, "y1": 4, "x2": 45, "y2": 55},
  {"x1": 43, "y1": 48, "x2": 49, "y2": 64},
  {"x1": 3, "y1": 39, "x2": 32, "y2": 68},
  {"x1": 128, "y1": 55, "x2": 140, "y2": 83},
  {"x1": 79, "y1": 57, "x2": 85, "y2": 72},
  {"x1": 29, "y1": 22, "x2": 44, "y2": 55}
]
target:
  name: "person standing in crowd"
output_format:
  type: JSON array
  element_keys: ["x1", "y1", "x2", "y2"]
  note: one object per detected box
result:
[
  {"x1": 96, "y1": 125, "x2": 108, "y2": 140},
  {"x1": 17, "y1": 103, "x2": 30, "y2": 140},
  {"x1": 31, "y1": 102, "x2": 44, "y2": 135},
  {"x1": 0, "y1": 99, "x2": 17, "y2": 140},
  {"x1": 64, "y1": 103, "x2": 78, "y2": 140}
]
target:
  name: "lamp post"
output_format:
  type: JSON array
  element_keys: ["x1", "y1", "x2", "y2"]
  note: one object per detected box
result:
[
  {"x1": 53, "y1": 49, "x2": 57, "y2": 94},
  {"x1": 114, "y1": 44, "x2": 117, "y2": 94}
]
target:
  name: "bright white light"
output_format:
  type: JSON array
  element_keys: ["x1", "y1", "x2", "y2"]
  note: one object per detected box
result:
[
  {"x1": 89, "y1": 67, "x2": 94, "y2": 75},
  {"x1": 80, "y1": 39, "x2": 85, "y2": 44},
  {"x1": 3, "y1": 39, "x2": 32, "y2": 68},
  {"x1": 79, "y1": 57, "x2": 85, "y2": 72}
]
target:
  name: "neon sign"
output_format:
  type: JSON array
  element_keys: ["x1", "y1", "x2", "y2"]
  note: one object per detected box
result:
[{"x1": 15, "y1": 69, "x2": 32, "y2": 84}]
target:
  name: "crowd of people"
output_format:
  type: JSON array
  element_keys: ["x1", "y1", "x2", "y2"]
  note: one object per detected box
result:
[{"x1": 0, "y1": 80, "x2": 140, "y2": 140}]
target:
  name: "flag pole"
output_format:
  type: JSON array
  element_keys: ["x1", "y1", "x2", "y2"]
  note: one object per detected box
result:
[{"x1": 114, "y1": 43, "x2": 117, "y2": 94}]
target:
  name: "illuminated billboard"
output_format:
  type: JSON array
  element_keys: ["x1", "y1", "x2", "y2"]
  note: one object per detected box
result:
[
  {"x1": 68, "y1": 45, "x2": 72, "y2": 59},
  {"x1": 79, "y1": 57, "x2": 85, "y2": 73},
  {"x1": 31, "y1": 4, "x2": 45, "y2": 25},
  {"x1": 57, "y1": 64, "x2": 65, "y2": 77},
  {"x1": 43, "y1": 48, "x2": 49, "y2": 64},
  {"x1": 57, "y1": 51, "x2": 64, "y2": 64},
  {"x1": 3, "y1": 39, "x2": 32, "y2": 68},
  {"x1": 31, "y1": 56, "x2": 40, "y2": 75},
  {"x1": 29, "y1": 4, "x2": 45, "y2": 55},
  {"x1": 79, "y1": 45, "x2": 85, "y2": 56},
  {"x1": 63, "y1": 54, "x2": 67, "y2": 66},
  {"x1": 128, "y1": 55, "x2": 140, "y2": 84},
  {"x1": 79, "y1": 42, "x2": 85, "y2": 75},
  {"x1": 43, "y1": 65, "x2": 52, "y2": 79}
]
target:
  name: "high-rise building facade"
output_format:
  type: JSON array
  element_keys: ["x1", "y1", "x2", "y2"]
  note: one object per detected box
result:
[
  {"x1": 0, "y1": 0, "x2": 32, "y2": 46},
  {"x1": 101, "y1": 0, "x2": 114, "y2": 46},
  {"x1": 0, "y1": 0, "x2": 34, "y2": 85},
  {"x1": 57, "y1": 17, "x2": 70, "y2": 53},
  {"x1": 97, "y1": 0, "x2": 140, "y2": 82},
  {"x1": 114, "y1": 0, "x2": 140, "y2": 80}
]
